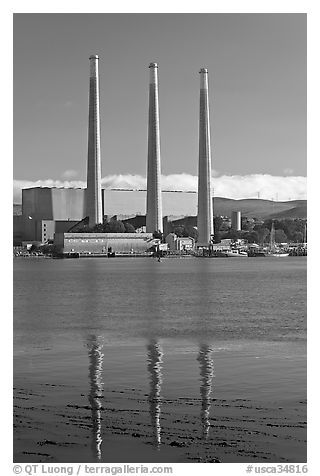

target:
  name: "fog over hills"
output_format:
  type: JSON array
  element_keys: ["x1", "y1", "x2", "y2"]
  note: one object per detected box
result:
[{"x1": 13, "y1": 173, "x2": 307, "y2": 204}]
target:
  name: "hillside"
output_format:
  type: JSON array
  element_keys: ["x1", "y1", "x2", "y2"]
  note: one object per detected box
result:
[
  {"x1": 271, "y1": 205, "x2": 307, "y2": 219},
  {"x1": 213, "y1": 198, "x2": 307, "y2": 220}
]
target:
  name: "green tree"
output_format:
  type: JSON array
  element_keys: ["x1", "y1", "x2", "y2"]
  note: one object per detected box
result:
[
  {"x1": 264, "y1": 218, "x2": 306, "y2": 242},
  {"x1": 106, "y1": 220, "x2": 126, "y2": 233},
  {"x1": 40, "y1": 244, "x2": 59, "y2": 255},
  {"x1": 274, "y1": 229, "x2": 288, "y2": 243},
  {"x1": 124, "y1": 222, "x2": 136, "y2": 233},
  {"x1": 213, "y1": 216, "x2": 223, "y2": 243},
  {"x1": 185, "y1": 226, "x2": 198, "y2": 241},
  {"x1": 221, "y1": 229, "x2": 241, "y2": 240},
  {"x1": 241, "y1": 217, "x2": 254, "y2": 231},
  {"x1": 253, "y1": 225, "x2": 270, "y2": 245},
  {"x1": 173, "y1": 226, "x2": 189, "y2": 237},
  {"x1": 153, "y1": 230, "x2": 163, "y2": 240},
  {"x1": 246, "y1": 231, "x2": 259, "y2": 244},
  {"x1": 30, "y1": 244, "x2": 40, "y2": 252},
  {"x1": 292, "y1": 231, "x2": 304, "y2": 243},
  {"x1": 92, "y1": 223, "x2": 105, "y2": 233},
  {"x1": 173, "y1": 226, "x2": 183, "y2": 237}
]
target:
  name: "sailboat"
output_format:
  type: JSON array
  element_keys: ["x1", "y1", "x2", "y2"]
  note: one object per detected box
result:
[{"x1": 267, "y1": 221, "x2": 289, "y2": 257}]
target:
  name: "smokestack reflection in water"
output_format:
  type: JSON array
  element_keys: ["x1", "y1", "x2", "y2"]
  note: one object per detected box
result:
[
  {"x1": 147, "y1": 340, "x2": 163, "y2": 448},
  {"x1": 87, "y1": 335, "x2": 104, "y2": 460},
  {"x1": 197, "y1": 344, "x2": 215, "y2": 440}
]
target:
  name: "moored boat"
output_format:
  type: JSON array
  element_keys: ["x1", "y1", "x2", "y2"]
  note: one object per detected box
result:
[
  {"x1": 247, "y1": 249, "x2": 266, "y2": 257},
  {"x1": 266, "y1": 221, "x2": 289, "y2": 258},
  {"x1": 226, "y1": 249, "x2": 248, "y2": 257},
  {"x1": 267, "y1": 251, "x2": 290, "y2": 257}
]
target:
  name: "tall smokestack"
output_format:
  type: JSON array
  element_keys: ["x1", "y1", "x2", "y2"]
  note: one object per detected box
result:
[
  {"x1": 197, "y1": 68, "x2": 213, "y2": 246},
  {"x1": 86, "y1": 55, "x2": 103, "y2": 228},
  {"x1": 146, "y1": 62, "x2": 163, "y2": 234}
]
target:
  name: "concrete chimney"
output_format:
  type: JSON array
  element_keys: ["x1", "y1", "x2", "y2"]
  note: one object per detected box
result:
[
  {"x1": 146, "y1": 62, "x2": 163, "y2": 234},
  {"x1": 197, "y1": 68, "x2": 213, "y2": 246},
  {"x1": 86, "y1": 55, "x2": 103, "y2": 227}
]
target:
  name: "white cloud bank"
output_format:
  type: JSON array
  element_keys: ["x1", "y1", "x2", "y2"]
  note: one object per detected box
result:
[{"x1": 13, "y1": 173, "x2": 306, "y2": 204}]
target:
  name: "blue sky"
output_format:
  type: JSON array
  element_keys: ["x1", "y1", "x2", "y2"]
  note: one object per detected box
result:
[{"x1": 13, "y1": 13, "x2": 306, "y2": 201}]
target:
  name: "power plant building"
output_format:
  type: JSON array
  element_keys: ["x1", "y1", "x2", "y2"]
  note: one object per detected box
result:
[
  {"x1": 21, "y1": 187, "x2": 87, "y2": 241},
  {"x1": 17, "y1": 186, "x2": 217, "y2": 243}
]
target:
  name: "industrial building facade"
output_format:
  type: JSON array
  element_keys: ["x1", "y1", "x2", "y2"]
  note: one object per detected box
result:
[
  {"x1": 54, "y1": 232, "x2": 155, "y2": 255},
  {"x1": 20, "y1": 187, "x2": 105, "y2": 242}
]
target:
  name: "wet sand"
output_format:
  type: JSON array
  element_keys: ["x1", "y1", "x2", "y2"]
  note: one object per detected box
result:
[{"x1": 14, "y1": 380, "x2": 306, "y2": 463}]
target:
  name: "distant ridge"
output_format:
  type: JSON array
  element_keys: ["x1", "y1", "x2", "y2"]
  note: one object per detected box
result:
[{"x1": 212, "y1": 198, "x2": 307, "y2": 220}]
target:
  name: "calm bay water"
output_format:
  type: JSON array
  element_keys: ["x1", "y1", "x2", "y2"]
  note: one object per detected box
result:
[{"x1": 13, "y1": 257, "x2": 307, "y2": 463}]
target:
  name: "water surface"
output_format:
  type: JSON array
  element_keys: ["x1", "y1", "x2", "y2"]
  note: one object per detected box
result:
[{"x1": 13, "y1": 257, "x2": 307, "y2": 463}]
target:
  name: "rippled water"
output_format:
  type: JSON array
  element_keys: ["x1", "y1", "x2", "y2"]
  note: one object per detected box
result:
[{"x1": 13, "y1": 257, "x2": 307, "y2": 463}]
